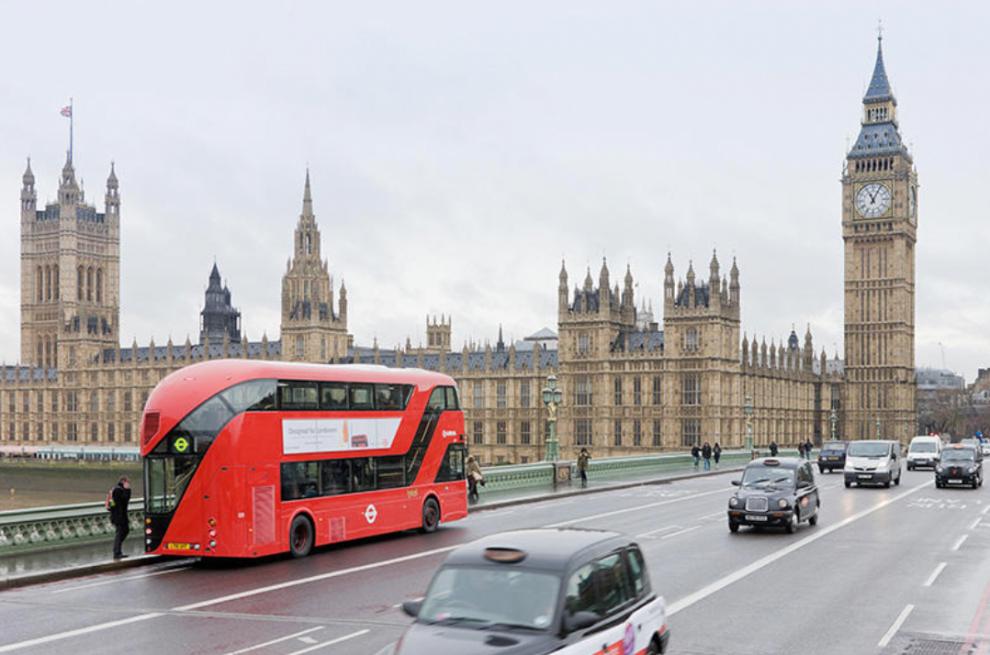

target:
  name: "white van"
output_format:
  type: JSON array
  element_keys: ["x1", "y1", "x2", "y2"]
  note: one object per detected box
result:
[
  {"x1": 844, "y1": 440, "x2": 902, "y2": 488},
  {"x1": 907, "y1": 435, "x2": 942, "y2": 470}
]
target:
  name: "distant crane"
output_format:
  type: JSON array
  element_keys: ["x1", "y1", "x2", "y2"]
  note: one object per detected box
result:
[{"x1": 938, "y1": 342, "x2": 947, "y2": 370}]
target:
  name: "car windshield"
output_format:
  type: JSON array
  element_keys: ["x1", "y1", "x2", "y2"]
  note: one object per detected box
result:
[
  {"x1": 847, "y1": 442, "x2": 890, "y2": 457},
  {"x1": 822, "y1": 445, "x2": 845, "y2": 453},
  {"x1": 418, "y1": 566, "x2": 560, "y2": 631},
  {"x1": 741, "y1": 466, "x2": 794, "y2": 489},
  {"x1": 910, "y1": 442, "x2": 937, "y2": 453},
  {"x1": 941, "y1": 449, "x2": 976, "y2": 463}
]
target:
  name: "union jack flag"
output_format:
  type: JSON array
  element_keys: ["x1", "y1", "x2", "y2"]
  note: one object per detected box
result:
[{"x1": 60, "y1": 105, "x2": 72, "y2": 117}]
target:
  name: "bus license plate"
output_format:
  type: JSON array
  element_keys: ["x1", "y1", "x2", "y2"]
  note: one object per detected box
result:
[
  {"x1": 166, "y1": 542, "x2": 192, "y2": 551},
  {"x1": 745, "y1": 515, "x2": 768, "y2": 521}
]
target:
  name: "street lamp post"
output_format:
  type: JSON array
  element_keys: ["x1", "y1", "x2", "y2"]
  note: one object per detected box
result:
[
  {"x1": 744, "y1": 395, "x2": 754, "y2": 455},
  {"x1": 875, "y1": 416, "x2": 881, "y2": 439},
  {"x1": 542, "y1": 375, "x2": 563, "y2": 462},
  {"x1": 829, "y1": 408, "x2": 838, "y2": 442}
]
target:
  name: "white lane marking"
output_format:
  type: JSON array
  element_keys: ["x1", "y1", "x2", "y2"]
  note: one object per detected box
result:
[
  {"x1": 50, "y1": 567, "x2": 186, "y2": 594},
  {"x1": 660, "y1": 526, "x2": 701, "y2": 540},
  {"x1": 923, "y1": 562, "x2": 947, "y2": 587},
  {"x1": 666, "y1": 480, "x2": 932, "y2": 617},
  {"x1": 297, "y1": 636, "x2": 318, "y2": 644},
  {"x1": 0, "y1": 612, "x2": 163, "y2": 653},
  {"x1": 969, "y1": 517, "x2": 982, "y2": 530},
  {"x1": 878, "y1": 604, "x2": 914, "y2": 648},
  {"x1": 952, "y1": 534, "x2": 969, "y2": 551},
  {"x1": 982, "y1": 504, "x2": 990, "y2": 515},
  {"x1": 549, "y1": 487, "x2": 727, "y2": 527},
  {"x1": 0, "y1": 480, "x2": 733, "y2": 651},
  {"x1": 284, "y1": 629, "x2": 369, "y2": 655},
  {"x1": 698, "y1": 511, "x2": 724, "y2": 520},
  {"x1": 224, "y1": 627, "x2": 324, "y2": 655},
  {"x1": 635, "y1": 525, "x2": 682, "y2": 539}
]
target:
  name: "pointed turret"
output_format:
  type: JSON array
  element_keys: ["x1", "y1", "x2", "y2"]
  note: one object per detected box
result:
[
  {"x1": 21, "y1": 158, "x2": 36, "y2": 212},
  {"x1": 621, "y1": 263, "x2": 634, "y2": 317},
  {"x1": 302, "y1": 168, "x2": 313, "y2": 217},
  {"x1": 583, "y1": 266, "x2": 593, "y2": 292},
  {"x1": 663, "y1": 253, "x2": 675, "y2": 305},
  {"x1": 496, "y1": 324, "x2": 505, "y2": 352},
  {"x1": 22, "y1": 158, "x2": 35, "y2": 187},
  {"x1": 803, "y1": 324, "x2": 814, "y2": 371},
  {"x1": 558, "y1": 259, "x2": 569, "y2": 314},
  {"x1": 686, "y1": 260, "x2": 695, "y2": 288},
  {"x1": 864, "y1": 34, "x2": 893, "y2": 103},
  {"x1": 729, "y1": 257, "x2": 740, "y2": 305},
  {"x1": 709, "y1": 249, "x2": 720, "y2": 287},
  {"x1": 106, "y1": 161, "x2": 118, "y2": 190}
]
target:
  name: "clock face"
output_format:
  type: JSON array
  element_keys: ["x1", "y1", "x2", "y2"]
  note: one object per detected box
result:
[{"x1": 855, "y1": 183, "x2": 891, "y2": 218}]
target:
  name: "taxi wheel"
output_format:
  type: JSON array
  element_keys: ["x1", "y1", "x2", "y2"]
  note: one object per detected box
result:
[
  {"x1": 289, "y1": 515, "x2": 314, "y2": 558},
  {"x1": 785, "y1": 511, "x2": 798, "y2": 534},
  {"x1": 728, "y1": 520, "x2": 739, "y2": 533},
  {"x1": 895, "y1": 472, "x2": 901, "y2": 486},
  {"x1": 844, "y1": 480, "x2": 851, "y2": 488},
  {"x1": 647, "y1": 637, "x2": 662, "y2": 654},
  {"x1": 421, "y1": 497, "x2": 441, "y2": 533},
  {"x1": 809, "y1": 509, "x2": 818, "y2": 527}
]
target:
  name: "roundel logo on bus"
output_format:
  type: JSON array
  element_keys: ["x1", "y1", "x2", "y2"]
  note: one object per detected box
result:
[
  {"x1": 364, "y1": 504, "x2": 378, "y2": 524},
  {"x1": 172, "y1": 436, "x2": 190, "y2": 454}
]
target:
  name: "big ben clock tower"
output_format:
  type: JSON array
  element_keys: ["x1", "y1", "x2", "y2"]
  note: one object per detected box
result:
[{"x1": 842, "y1": 34, "x2": 918, "y2": 442}]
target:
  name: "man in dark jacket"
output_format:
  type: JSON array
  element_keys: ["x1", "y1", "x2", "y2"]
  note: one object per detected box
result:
[
  {"x1": 691, "y1": 444, "x2": 701, "y2": 469},
  {"x1": 702, "y1": 442, "x2": 713, "y2": 471},
  {"x1": 110, "y1": 476, "x2": 132, "y2": 559},
  {"x1": 804, "y1": 440, "x2": 814, "y2": 460},
  {"x1": 769, "y1": 441, "x2": 779, "y2": 457}
]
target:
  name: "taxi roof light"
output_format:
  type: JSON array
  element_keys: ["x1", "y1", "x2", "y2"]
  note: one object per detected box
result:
[
  {"x1": 763, "y1": 458, "x2": 780, "y2": 466},
  {"x1": 483, "y1": 547, "x2": 527, "y2": 564}
]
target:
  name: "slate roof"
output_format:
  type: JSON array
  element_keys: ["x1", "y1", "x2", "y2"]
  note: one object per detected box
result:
[
  {"x1": 675, "y1": 283, "x2": 710, "y2": 308},
  {"x1": 611, "y1": 329, "x2": 664, "y2": 353},
  {"x1": 347, "y1": 346, "x2": 559, "y2": 372},
  {"x1": 848, "y1": 122, "x2": 908, "y2": 159},
  {"x1": 1, "y1": 366, "x2": 57, "y2": 382},
  {"x1": 864, "y1": 39, "x2": 893, "y2": 103},
  {"x1": 98, "y1": 340, "x2": 282, "y2": 364}
]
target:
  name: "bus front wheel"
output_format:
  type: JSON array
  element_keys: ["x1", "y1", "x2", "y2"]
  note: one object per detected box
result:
[
  {"x1": 421, "y1": 497, "x2": 441, "y2": 533},
  {"x1": 289, "y1": 515, "x2": 314, "y2": 558}
]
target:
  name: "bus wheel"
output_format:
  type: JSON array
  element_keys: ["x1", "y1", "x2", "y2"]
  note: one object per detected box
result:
[
  {"x1": 289, "y1": 515, "x2": 314, "y2": 558},
  {"x1": 421, "y1": 498, "x2": 441, "y2": 533}
]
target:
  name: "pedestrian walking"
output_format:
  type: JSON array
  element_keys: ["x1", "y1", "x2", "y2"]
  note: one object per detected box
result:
[
  {"x1": 691, "y1": 444, "x2": 701, "y2": 469},
  {"x1": 702, "y1": 441, "x2": 713, "y2": 471},
  {"x1": 769, "y1": 440, "x2": 779, "y2": 457},
  {"x1": 467, "y1": 455, "x2": 484, "y2": 503},
  {"x1": 577, "y1": 448, "x2": 591, "y2": 488},
  {"x1": 107, "y1": 475, "x2": 132, "y2": 560},
  {"x1": 713, "y1": 442, "x2": 722, "y2": 469},
  {"x1": 804, "y1": 439, "x2": 814, "y2": 460}
]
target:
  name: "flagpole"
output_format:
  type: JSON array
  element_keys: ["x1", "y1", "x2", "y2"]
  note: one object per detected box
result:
[{"x1": 69, "y1": 97, "x2": 74, "y2": 164}]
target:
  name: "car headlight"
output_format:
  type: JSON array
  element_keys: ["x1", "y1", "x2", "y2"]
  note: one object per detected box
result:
[
  {"x1": 777, "y1": 498, "x2": 788, "y2": 509},
  {"x1": 875, "y1": 461, "x2": 889, "y2": 471},
  {"x1": 729, "y1": 497, "x2": 739, "y2": 508},
  {"x1": 935, "y1": 465, "x2": 943, "y2": 473},
  {"x1": 969, "y1": 466, "x2": 978, "y2": 474}
]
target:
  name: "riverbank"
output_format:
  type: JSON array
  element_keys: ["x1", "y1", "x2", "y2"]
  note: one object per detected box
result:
[{"x1": 0, "y1": 461, "x2": 143, "y2": 510}]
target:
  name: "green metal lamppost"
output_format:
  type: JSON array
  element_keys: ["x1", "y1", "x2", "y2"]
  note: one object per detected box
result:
[
  {"x1": 542, "y1": 375, "x2": 563, "y2": 462},
  {"x1": 744, "y1": 394, "x2": 754, "y2": 454},
  {"x1": 875, "y1": 416, "x2": 882, "y2": 439},
  {"x1": 830, "y1": 408, "x2": 838, "y2": 441}
]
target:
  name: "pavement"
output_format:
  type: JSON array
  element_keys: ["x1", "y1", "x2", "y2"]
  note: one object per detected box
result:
[{"x1": 0, "y1": 467, "x2": 987, "y2": 653}]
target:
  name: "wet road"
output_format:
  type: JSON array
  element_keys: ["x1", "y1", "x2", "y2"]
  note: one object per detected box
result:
[{"x1": 0, "y1": 468, "x2": 988, "y2": 654}]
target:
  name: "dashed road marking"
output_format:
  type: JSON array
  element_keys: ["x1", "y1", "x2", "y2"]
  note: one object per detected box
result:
[
  {"x1": 284, "y1": 629, "x2": 369, "y2": 655},
  {"x1": 952, "y1": 534, "x2": 969, "y2": 551},
  {"x1": 661, "y1": 526, "x2": 701, "y2": 540},
  {"x1": 878, "y1": 604, "x2": 914, "y2": 648},
  {"x1": 923, "y1": 562, "x2": 947, "y2": 587},
  {"x1": 982, "y1": 504, "x2": 990, "y2": 516},
  {"x1": 50, "y1": 566, "x2": 187, "y2": 594},
  {"x1": 969, "y1": 517, "x2": 982, "y2": 530},
  {"x1": 224, "y1": 627, "x2": 325, "y2": 655},
  {"x1": 636, "y1": 525, "x2": 681, "y2": 539}
]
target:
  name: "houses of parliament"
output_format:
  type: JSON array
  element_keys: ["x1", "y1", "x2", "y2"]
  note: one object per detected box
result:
[{"x1": 1, "y1": 37, "x2": 917, "y2": 463}]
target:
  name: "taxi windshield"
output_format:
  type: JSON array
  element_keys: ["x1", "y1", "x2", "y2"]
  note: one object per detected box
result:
[
  {"x1": 418, "y1": 566, "x2": 560, "y2": 631},
  {"x1": 741, "y1": 466, "x2": 794, "y2": 489},
  {"x1": 941, "y1": 449, "x2": 976, "y2": 463}
]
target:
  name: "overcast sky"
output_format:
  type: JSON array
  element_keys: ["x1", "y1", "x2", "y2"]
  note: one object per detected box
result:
[{"x1": 2, "y1": 1, "x2": 988, "y2": 380}]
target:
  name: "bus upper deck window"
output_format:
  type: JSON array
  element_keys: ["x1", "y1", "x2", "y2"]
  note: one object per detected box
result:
[
  {"x1": 445, "y1": 386, "x2": 459, "y2": 410},
  {"x1": 320, "y1": 382, "x2": 348, "y2": 410},
  {"x1": 427, "y1": 388, "x2": 446, "y2": 412},
  {"x1": 350, "y1": 384, "x2": 374, "y2": 410},
  {"x1": 279, "y1": 381, "x2": 318, "y2": 410}
]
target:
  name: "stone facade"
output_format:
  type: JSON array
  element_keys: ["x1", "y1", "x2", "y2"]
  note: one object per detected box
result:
[{"x1": 1, "y1": 38, "x2": 916, "y2": 462}]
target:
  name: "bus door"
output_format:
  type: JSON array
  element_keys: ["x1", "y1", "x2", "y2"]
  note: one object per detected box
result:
[{"x1": 247, "y1": 464, "x2": 279, "y2": 553}]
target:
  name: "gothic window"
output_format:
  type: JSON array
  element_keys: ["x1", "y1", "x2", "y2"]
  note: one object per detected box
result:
[
  {"x1": 36, "y1": 422, "x2": 43, "y2": 441},
  {"x1": 107, "y1": 423, "x2": 115, "y2": 442},
  {"x1": 473, "y1": 382, "x2": 485, "y2": 409},
  {"x1": 473, "y1": 420, "x2": 484, "y2": 445},
  {"x1": 295, "y1": 335, "x2": 304, "y2": 357},
  {"x1": 36, "y1": 266, "x2": 43, "y2": 302},
  {"x1": 36, "y1": 392, "x2": 43, "y2": 413},
  {"x1": 578, "y1": 333, "x2": 590, "y2": 354},
  {"x1": 45, "y1": 266, "x2": 52, "y2": 301},
  {"x1": 89, "y1": 391, "x2": 98, "y2": 413},
  {"x1": 614, "y1": 419, "x2": 622, "y2": 446},
  {"x1": 652, "y1": 419, "x2": 662, "y2": 447},
  {"x1": 633, "y1": 377, "x2": 642, "y2": 406},
  {"x1": 54, "y1": 265, "x2": 59, "y2": 299},
  {"x1": 652, "y1": 376, "x2": 662, "y2": 405},
  {"x1": 633, "y1": 420, "x2": 642, "y2": 447},
  {"x1": 77, "y1": 266, "x2": 84, "y2": 301},
  {"x1": 496, "y1": 421, "x2": 507, "y2": 445},
  {"x1": 575, "y1": 418, "x2": 592, "y2": 446},
  {"x1": 106, "y1": 392, "x2": 115, "y2": 413},
  {"x1": 123, "y1": 391, "x2": 132, "y2": 412},
  {"x1": 305, "y1": 233, "x2": 312, "y2": 254},
  {"x1": 124, "y1": 423, "x2": 132, "y2": 442},
  {"x1": 613, "y1": 377, "x2": 622, "y2": 405},
  {"x1": 680, "y1": 419, "x2": 700, "y2": 447},
  {"x1": 96, "y1": 269, "x2": 103, "y2": 303},
  {"x1": 496, "y1": 381, "x2": 507, "y2": 409},
  {"x1": 575, "y1": 376, "x2": 592, "y2": 406},
  {"x1": 519, "y1": 380, "x2": 530, "y2": 408},
  {"x1": 37, "y1": 340, "x2": 43, "y2": 365},
  {"x1": 684, "y1": 328, "x2": 699, "y2": 352},
  {"x1": 90, "y1": 422, "x2": 98, "y2": 442},
  {"x1": 22, "y1": 392, "x2": 29, "y2": 413},
  {"x1": 86, "y1": 267, "x2": 93, "y2": 301},
  {"x1": 520, "y1": 421, "x2": 531, "y2": 445},
  {"x1": 682, "y1": 374, "x2": 701, "y2": 406},
  {"x1": 67, "y1": 422, "x2": 78, "y2": 441}
]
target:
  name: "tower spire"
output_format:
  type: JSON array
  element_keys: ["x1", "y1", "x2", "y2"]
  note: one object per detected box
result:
[
  {"x1": 864, "y1": 29, "x2": 893, "y2": 103},
  {"x1": 302, "y1": 168, "x2": 313, "y2": 217}
]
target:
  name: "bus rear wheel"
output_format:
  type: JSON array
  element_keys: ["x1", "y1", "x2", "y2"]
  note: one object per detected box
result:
[
  {"x1": 421, "y1": 497, "x2": 441, "y2": 533},
  {"x1": 289, "y1": 515, "x2": 314, "y2": 558}
]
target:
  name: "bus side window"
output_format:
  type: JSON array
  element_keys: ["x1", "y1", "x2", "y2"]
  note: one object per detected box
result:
[
  {"x1": 376, "y1": 384, "x2": 405, "y2": 411},
  {"x1": 445, "y1": 386, "x2": 459, "y2": 410},
  {"x1": 320, "y1": 382, "x2": 348, "y2": 410},
  {"x1": 427, "y1": 388, "x2": 446, "y2": 413},
  {"x1": 351, "y1": 458, "x2": 376, "y2": 491},
  {"x1": 280, "y1": 461, "x2": 319, "y2": 500},
  {"x1": 279, "y1": 381, "x2": 318, "y2": 410},
  {"x1": 350, "y1": 384, "x2": 375, "y2": 410},
  {"x1": 320, "y1": 459, "x2": 349, "y2": 495},
  {"x1": 377, "y1": 455, "x2": 406, "y2": 488}
]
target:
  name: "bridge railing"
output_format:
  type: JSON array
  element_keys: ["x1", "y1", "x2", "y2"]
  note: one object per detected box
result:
[{"x1": 0, "y1": 448, "x2": 802, "y2": 556}]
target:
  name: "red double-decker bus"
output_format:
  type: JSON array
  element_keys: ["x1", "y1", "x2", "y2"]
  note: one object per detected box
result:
[{"x1": 139, "y1": 360, "x2": 468, "y2": 558}]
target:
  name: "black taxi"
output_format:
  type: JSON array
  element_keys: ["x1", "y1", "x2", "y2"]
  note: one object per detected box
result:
[
  {"x1": 936, "y1": 444, "x2": 984, "y2": 489},
  {"x1": 727, "y1": 457, "x2": 820, "y2": 534},
  {"x1": 390, "y1": 528, "x2": 670, "y2": 654}
]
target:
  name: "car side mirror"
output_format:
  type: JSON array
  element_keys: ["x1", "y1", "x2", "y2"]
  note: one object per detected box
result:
[
  {"x1": 565, "y1": 610, "x2": 601, "y2": 633},
  {"x1": 731, "y1": 479, "x2": 740, "y2": 486},
  {"x1": 401, "y1": 600, "x2": 422, "y2": 618}
]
